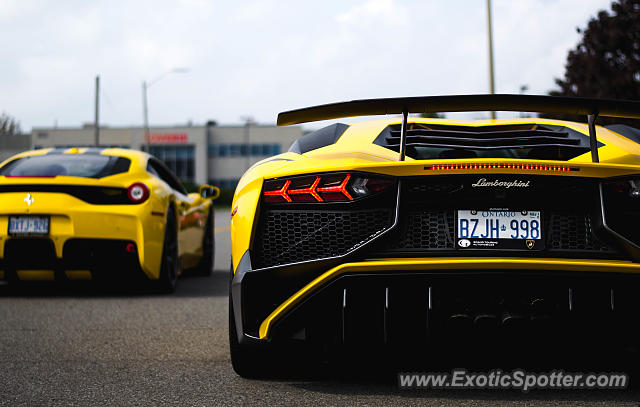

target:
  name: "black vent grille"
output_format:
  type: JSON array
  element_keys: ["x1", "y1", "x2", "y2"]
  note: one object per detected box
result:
[
  {"x1": 395, "y1": 211, "x2": 455, "y2": 250},
  {"x1": 383, "y1": 123, "x2": 586, "y2": 150},
  {"x1": 63, "y1": 239, "x2": 140, "y2": 269},
  {"x1": 548, "y1": 212, "x2": 610, "y2": 252},
  {"x1": 255, "y1": 209, "x2": 393, "y2": 268},
  {"x1": 374, "y1": 123, "x2": 596, "y2": 160},
  {"x1": 3, "y1": 238, "x2": 57, "y2": 268}
]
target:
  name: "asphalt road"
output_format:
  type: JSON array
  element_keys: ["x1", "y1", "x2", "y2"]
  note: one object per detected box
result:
[{"x1": 1, "y1": 210, "x2": 640, "y2": 406}]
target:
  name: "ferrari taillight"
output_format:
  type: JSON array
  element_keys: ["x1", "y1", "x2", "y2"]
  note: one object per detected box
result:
[
  {"x1": 263, "y1": 173, "x2": 391, "y2": 203},
  {"x1": 127, "y1": 182, "x2": 150, "y2": 204}
]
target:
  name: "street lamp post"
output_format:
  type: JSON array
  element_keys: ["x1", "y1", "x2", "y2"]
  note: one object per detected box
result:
[
  {"x1": 142, "y1": 80, "x2": 149, "y2": 152},
  {"x1": 142, "y1": 68, "x2": 188, "y2": 153},
  {"x1": 487, "y1": 0, "x2": 496, "y2": 120}
]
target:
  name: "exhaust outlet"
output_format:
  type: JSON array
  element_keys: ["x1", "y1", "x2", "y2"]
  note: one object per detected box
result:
[
  {"x1": 474, "y1": 313, "x2": 499, "y2": 329},
  {"x1": 530, "y1": 298, "x2": 552, "y2": 321},
  {"x1": 501, "y1": 312, "x2": 525, "y2": 328},
  {"x1": 447, "y1": 313, "x2": 472, "y2": 330}
]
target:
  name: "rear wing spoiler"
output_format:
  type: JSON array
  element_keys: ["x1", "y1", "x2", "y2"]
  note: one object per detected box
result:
[{"x1": 276, "y1": 94, "x2": 640, "y2": 163}]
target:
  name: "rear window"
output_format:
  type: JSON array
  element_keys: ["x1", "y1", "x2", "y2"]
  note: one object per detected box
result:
[{"x1": 0, "y1": 154, "x2": 131, "y2": 178}]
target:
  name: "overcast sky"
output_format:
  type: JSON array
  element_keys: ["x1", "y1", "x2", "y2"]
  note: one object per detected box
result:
[{"x1": 0, "y1": 0, "x2": 614, "y2": 132}]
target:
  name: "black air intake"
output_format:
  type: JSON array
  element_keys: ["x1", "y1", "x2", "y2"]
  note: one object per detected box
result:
[{"x1": 254, "y1": 209, "x2": 393, "y2": 268}]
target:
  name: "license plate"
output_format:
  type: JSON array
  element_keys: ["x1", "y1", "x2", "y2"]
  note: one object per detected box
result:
[
  {"x1": 457, "y1": 210, "x2": 542, "y2": 250},
  {"x1": 8, "y1": 216, "x2": 50, "y2": 236}
]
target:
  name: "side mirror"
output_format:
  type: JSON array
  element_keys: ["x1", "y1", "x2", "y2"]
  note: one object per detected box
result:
[{"x1": 199, "y1": 184, "x2": 220, "y2": 200}]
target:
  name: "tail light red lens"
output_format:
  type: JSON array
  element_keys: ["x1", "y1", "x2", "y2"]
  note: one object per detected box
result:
[
  {"x1": 263, "y1": 180, "x2": 292, "y2": 202},
  {"x1": 289, "y1": 177, "x2": 323, "y2": 202},
  {"x1": 317, "y1": 174, "x2": 353, "y2": 201},
  {"x1": 263, "y1": 173, "x2": 391, "y2": 203},
  {"x1": 127, "y1": 182, "x2": 150, "y2": 204}
]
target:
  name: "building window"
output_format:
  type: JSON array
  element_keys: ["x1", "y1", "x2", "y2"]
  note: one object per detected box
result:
[
  {"x1": 37, "y1": 132, "x2": 48, "y2": 139},
  {"x1": 229, "y1": 144, "x2": 241, "y2": 157},
  {"x1": 149, "y1": 145, "x2": 195, "y2": 182},
  {"x1": 208, "y1": 143, "x2": 283, "y2": 158}
]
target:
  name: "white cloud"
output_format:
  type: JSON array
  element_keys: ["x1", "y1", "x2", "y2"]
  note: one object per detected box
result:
[
  {"x1": 336, "y1": 0, "x2": 409, "y2": 26},
  {"x1": 0, "y1": 0, "x2": 615, "y2": 130},
  {"x1": 234, "y1": 0, "x2": 278, "y2": 22}
]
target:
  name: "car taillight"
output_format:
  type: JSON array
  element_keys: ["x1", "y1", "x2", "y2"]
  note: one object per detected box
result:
[
  {"x1": 263, "y1": 173, "x2": 392, "y2": 203},
  {"x1": 127, "y1": 182, "x2": 149, "y2": 204}
]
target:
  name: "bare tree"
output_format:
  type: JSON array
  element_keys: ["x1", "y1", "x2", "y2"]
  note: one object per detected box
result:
[{"x1": 0, "y1": 112, "x2": 21, "y2": 136}]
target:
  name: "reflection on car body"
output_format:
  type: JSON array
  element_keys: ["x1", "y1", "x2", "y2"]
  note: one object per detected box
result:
[
  {"x1": 228, "y1": 94, "x2": 640, "y2": 377},
  {"x1": 0, "y1": 147, "x2": 219, "y2": 292}
]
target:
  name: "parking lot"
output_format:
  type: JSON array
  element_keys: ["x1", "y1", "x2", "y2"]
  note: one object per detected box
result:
[{"x1": 0, "y1": 209, "x2": 639, "y2": 406}]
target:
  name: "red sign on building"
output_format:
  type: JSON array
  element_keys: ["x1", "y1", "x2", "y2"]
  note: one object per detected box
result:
[{"x1": 149, "y1": 133, "x2": 188, "y2": 144}]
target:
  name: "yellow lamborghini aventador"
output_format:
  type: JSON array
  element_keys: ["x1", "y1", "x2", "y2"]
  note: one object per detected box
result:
[
  {"x1": 229, "y1": 94, "x2": 640, "y2": 377},
  {"x1": 0, "y1": 147, "x2": 219, "y2": 292}
]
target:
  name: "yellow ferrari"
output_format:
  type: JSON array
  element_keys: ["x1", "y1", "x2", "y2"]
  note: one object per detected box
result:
[
  {"x1": 0, "y1": 147, "x2": 219, "y2": 292},
  {"x1": 229, "y1": 94, "x2": 640, "y2": 377}
]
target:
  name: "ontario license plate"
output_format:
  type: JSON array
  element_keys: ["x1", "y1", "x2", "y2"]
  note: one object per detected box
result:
[
  {"x1": 8, "y1": 216, "x2": 50, "y2": 236},
  {"x1": 457, "y1": 210, "x2": 542, "y2": 250}
]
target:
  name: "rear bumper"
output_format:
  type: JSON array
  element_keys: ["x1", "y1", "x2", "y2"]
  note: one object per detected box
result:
[
  {"x1": 231, "y1": 254, "x2": 640, "y2": 346},
  {"x1": 0, "y1": 201, "x2": 164, "y2": 280},
  {"x1": 0, "y1": 238, "x2": 147, "y2": 281}
]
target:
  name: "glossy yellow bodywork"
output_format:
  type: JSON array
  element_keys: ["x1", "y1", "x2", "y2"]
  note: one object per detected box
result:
[
  {"x1": 232, "y1": 117, "x2": 640, "y2": 271},
  {"x1": 230, "y1": 117, "x2": 640, "y2": 340},
  {"x1": 0, "y1": 148, "x2": 216, "y2": 280}
]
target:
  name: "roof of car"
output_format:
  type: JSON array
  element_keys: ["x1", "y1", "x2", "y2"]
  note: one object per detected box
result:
[
  {"x1": 0, "y1": 147, "x2": 150, "y2": 171},
  {"x1": 15, "y1": 147, "x2": 146, "y2": 158}
]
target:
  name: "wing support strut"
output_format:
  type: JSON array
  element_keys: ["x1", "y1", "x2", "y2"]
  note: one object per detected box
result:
[
  {"x1": 588, "y1": 113, "x2": 599, "y2": 163},
  {"x1": 399, "y1": 108, "x2": 408, "y2": 161}
]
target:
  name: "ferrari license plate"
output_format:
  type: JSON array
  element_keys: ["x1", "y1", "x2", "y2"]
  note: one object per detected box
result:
[
  {"x1": 456, "y1": 210, "x2": 542, "y2": 250},
  {"x1": 8, "y1": 216, "x2": 49, "y2": 236}
]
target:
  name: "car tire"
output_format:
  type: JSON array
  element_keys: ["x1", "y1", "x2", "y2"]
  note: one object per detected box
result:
[
  {"x1": 195, "y1": 207, "x2": 214, "y2": 276},
  {"x1": 155, "y1": 205, "x2": 179, "y2": 293}
]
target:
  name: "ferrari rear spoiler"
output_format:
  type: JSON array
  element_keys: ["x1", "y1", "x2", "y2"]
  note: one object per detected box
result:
[{"x1": 276, "y1": 94, "x2": 640, "y2": 163}]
